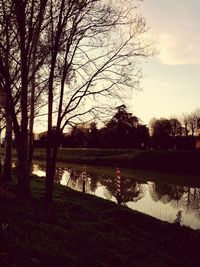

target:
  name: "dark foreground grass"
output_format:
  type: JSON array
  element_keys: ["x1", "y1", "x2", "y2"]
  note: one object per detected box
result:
[{"x1": 0, "y1": 175, "x2": 200, "y2": 267}]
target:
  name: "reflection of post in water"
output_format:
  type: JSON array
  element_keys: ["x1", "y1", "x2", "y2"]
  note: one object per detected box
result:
[
  {"x1": 174, "y1": 210, "x2": 182, "y2": 225},
  {"x1": 115, "y1": 168, "x2": 122, "y2": 204},
  {"x1": 55, "y1": 162, "x2": 63, "y2": 183},
  {"x1": 82, "y1": 165, "x2": 87, "y2": 193}
]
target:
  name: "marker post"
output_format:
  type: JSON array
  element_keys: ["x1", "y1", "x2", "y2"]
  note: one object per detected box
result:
[
  {"x1": 115, "y1": 168, "x2": 122, "y2": 204},
  {"x1": 82, "y1": 165, "x2": 87, "y2": 193}
]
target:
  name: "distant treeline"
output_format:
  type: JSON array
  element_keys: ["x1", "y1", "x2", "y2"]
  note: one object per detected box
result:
[{"x1": 33, "y1": 105, "x2": 200, "y2": 150}]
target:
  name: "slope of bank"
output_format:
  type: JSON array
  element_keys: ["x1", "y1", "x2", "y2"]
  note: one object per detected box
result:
[
  {"x1": 1, "y1": 148, "x2": 200, "y2": 175},
  {"x1": 34, "y1": 148, "x2": 200, "y2": 175},
  {"x1": 0, "y1": 175, "x2": 200, "y2": 267}
]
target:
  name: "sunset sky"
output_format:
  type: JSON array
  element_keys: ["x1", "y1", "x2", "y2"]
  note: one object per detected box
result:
[
  {"x1": 130, "y1": 0, "x2": 200, "y2": 125},
  {"x1": 34, "y1": 0, "x2": 200, "y2": 133}
]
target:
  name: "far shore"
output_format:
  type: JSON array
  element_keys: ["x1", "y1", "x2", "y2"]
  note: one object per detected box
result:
[{"x1": 1, "y1": 147, "x2": 199, "y2": 176}]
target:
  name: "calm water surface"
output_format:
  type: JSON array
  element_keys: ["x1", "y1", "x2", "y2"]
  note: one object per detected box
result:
[{"x1": 32, "y1": 162, "x2": 200, "y2": 230}]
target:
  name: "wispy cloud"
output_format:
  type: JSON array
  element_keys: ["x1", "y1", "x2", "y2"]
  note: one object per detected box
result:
[
  {"x1": 140, "y1": 0, "x2": 200, "y2": 65},
  {"x1": 158, "y1": 33, "x2": 200, "y2": 65}
]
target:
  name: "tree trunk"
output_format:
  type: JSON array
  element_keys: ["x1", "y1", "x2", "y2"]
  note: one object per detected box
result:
[
  {"x1": 45, "y1": 145, "x2": 58, "y2": 201},
  {"x1": 45, "y1": 81, "x2": 54, "y2": 201},
  {"x1": 28, "y1": 75, "x2": 35, "y2": 166},
  {"x1": 29, "y1": 45, "x2": 37, "y2": 168},
  {"x1": 45, "y1": 0, "x2": 65, "y2": 201},
  {"x1": 28, "y1": 79, "x2": 35, "y2": 168},
  {"x1": 28, "y1": 130, "x2": 34, "y2": 170},
  {"x1": 16, "y1": 134, "x2": 31, "y2": 198},
  {"x1": 12, "y1": 0, "x2": 31, "y2": 198},
  {"x1": 0, "y1": 128, "x2": 2, "y2": 176},
  {"x1": 45, "y1": 45, "x2": 57, "y2": 201},
  {"x1": 3, "y1": 104, "x2": 12, "y2": 182}
]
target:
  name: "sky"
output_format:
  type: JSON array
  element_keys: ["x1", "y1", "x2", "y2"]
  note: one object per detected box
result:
[
  {"x1": 129, "y1": 0, "x2": 200, "y2": 125},
  {"x1": 34, "y1": 0, "x2": 200, "y2": 133}
]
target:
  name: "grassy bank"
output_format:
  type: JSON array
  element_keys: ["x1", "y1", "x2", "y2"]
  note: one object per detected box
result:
[
  {"x1": 0, "y1": 175, "x2": 200, "y2": 267},
  {"x1": 33, "y1": 148, "x2": 200, "y2": 175},
  {"x1": 1, "y1": 148, "x2": 200, "y2": 175}
]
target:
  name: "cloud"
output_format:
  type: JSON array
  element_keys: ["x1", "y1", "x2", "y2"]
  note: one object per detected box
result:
[
  {"x1": 139, "y1": 0, "x2": 200, "y2": 65},
  {"x1": 158, "y1": 33, "x2": 200, "y2": 65}
]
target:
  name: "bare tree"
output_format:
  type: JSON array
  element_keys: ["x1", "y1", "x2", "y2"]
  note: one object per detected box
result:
[
  {"x1": 44, "y1": 0, "x2": 155, "y2": 200},
  {"x1": 3, "y1": 97, "x2": 12, "y2": 181},
  {"x1": 0, "y1": 0, "x2": 48, "y2": 197},
  {"x1": 180, "y1": 113, "x2": 190, "y2": 137},
  {"x1": 169, "y1": 118, "x2": 182, "y2": 150},
  {"x1": 187, "y1": 109, "x2": 200, "y2": 136},
  {"x1": 0, "y1": 89, "x2": 6, "y2": 175},
  {"x1": 191, "y1": 108, "x2": 200, "y2": 136},
  {"x1": 1, "y1": 0, "x2": 155, "y2": 200},
  {"x1": 180, "y1": 110, "x2": 200, "y2": 137}
]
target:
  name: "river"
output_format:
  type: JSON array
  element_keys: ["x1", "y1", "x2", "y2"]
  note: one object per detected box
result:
[{"x1": 31, "y1": 161, "x2": 200, "y2": 230}]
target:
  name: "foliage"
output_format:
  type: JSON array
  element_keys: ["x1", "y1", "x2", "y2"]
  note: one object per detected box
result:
[
  {"x1": 44, "y1": 105, "x2": 150, "y2": 149},
  {"x1": 36, "y1": 105, "x2": 200, "y2": 151},
  {"x1": 149, "y1": 115, "x2": 200, "y2": 150},
  {"x1": 100, "y1": 105, "x2": 149, "y2": 148}
]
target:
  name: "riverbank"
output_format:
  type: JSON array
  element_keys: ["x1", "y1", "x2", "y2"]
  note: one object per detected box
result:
[
  {"x1": 0, "y1": 175, "x2": 200, "y2": 267},
  {"x1": 1, "y1": 148, "x2": 200, "y2": 175},
  {"x1": 36, "y1": 148, "x2": 200, "y2": 175}
]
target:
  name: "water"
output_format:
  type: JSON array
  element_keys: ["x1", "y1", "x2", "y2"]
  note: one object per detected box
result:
[{"x1": 32, "y1": 162, "x2": 200, "y2": 230}]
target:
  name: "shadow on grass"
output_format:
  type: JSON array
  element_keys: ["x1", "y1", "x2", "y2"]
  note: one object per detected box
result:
[{"x1": 0, "y1": 175, "x2": 200, "y2": 267}]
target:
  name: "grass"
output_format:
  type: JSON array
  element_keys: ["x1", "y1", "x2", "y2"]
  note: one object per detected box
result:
[
  {"x1": 0, "y1": 173, "x2": 200, "y2": 267},
  {"x1": 35, "y1": 148, "x2": 200, "y2": 175},
  {"x1": 1, "y1": 148, "x2": 200, "y2": 175}
]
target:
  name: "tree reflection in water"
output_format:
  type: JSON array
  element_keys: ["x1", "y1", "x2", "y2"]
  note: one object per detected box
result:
[
  {"x1": 148, "y1": 182, "x2": 200, "y2": 219},
  {"x1": 32, "y1": 163, "x2": 200, "y2": 229},
  {"x1": 149, "y1": 183, "x2": 184, "y2": 204}
]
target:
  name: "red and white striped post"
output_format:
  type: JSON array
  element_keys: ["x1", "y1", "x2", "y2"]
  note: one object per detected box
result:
[
  {"x1": 56, "y1": 162, "x2": 63, "y2": 183},
  {"x1": 55, "y1": 162, "x2": 59, "y2": 183},
  {"x1": 82, "y1": 165, "x2": 87, "y2": 193},
  {"x1": 115, "y1": 168, "x2": 122, "y2": 204}
]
